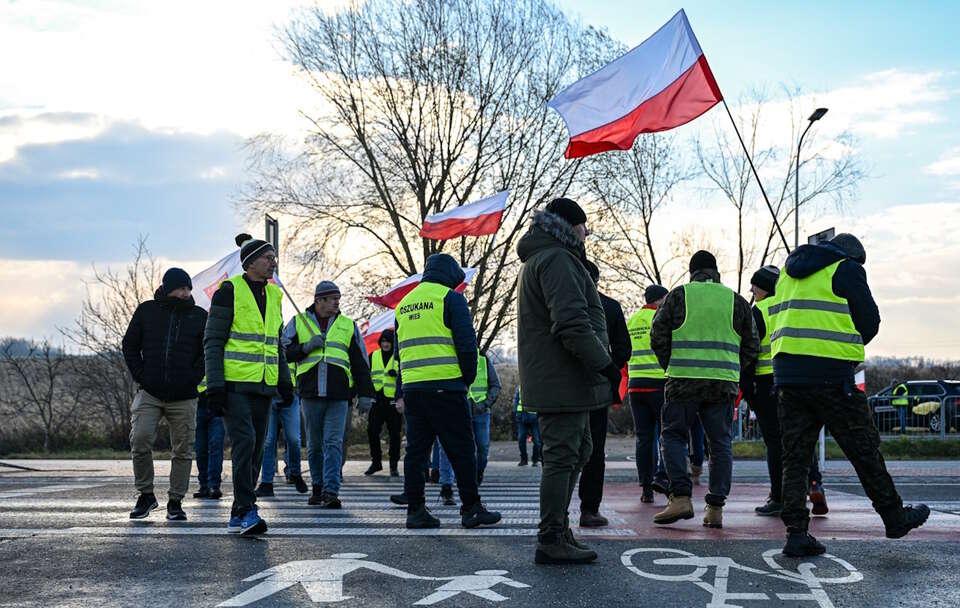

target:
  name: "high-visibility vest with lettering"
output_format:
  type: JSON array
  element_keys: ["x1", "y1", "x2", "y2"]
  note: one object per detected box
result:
[
  {"x1": 469, "y1": 355, "x2": 489, "y2": 403},
  {"x1": 294, "y1": 312, "x2": 355, "y2": 383},
  {"x1": 371, "y1": 349, "x2": 398, "y2": 399},
  {"x1": 223, "y1": 275, "x2": 283, "y2": 386},
  {"x1": 755, "y1": 298, "x2": 774, "y2": 376},
  {"x1": 892, "y1": 383, "x2": 909, "y2": 407},
  {"x1": 627, "y1": 307, "x2": 665, "y2": 383},
  {"x1": 396, "y1": 282, "x2": 461, "y2": 383},
  {"x1": 768, "y1": 261, "x2": 864, "y2": 362},
  {"x1": 666, "y1": 282, "x2": 741, "y2": 382}
]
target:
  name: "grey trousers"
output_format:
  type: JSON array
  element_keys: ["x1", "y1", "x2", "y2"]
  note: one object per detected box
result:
[
  {"x1": 661, "y1": 396, "x2": 734, "y2": 505},
  {"x1": 129, "y1": 390, "x2": 197, "y2": 500}
]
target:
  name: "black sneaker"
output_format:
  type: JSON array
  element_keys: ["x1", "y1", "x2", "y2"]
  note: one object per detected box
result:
[
  {"x1": 365, "y1": 463, "x2": 383, "y2": 476},
  {"x1": 477, "y1": 469, "x2": 484, "y2": 485},
  {"x1": 440, "y1": 484, "x2": 457, "y2": 506},
  {"x1": 517, "y1": 459, "x2": 528, "y2": 467},
  {"x1": 641, "y1": 487, "x2": 655, "y2": 503},
  {"x1": 129, "y1": 493, "x2": 159, "y2": 519},
  {"x1": 320, "y1": 492, "x2": 342, "y2": 509},
  {"x1": 390, "y1": 492, "x2": 410, "y2": 506},
  {"x1": 390, "y1": 465, "x2": 400, "y2": 477},
  {"x1": 755, "y1": 498, "x2": 783, "y2": 516},
  {"x1": 407, "y1": 504, "x2": 441, "y2": 529},
  {"x1": 208, "y1": 487, "x2": 223, "y2": 500},
  {"x1": 255, "y1": 483, "x2": 274, "y2": 497},
  {"x1": 429, "y1": 469, "x2": 440, "y2": 484},
  {"x1": 651, "y1": 476, "x2": 670, "y2": 496},
  {"x1": 809, "y1": 481, "x2": 828, "y2": 515},
  {"x1": 166, "y1": 499, "x2": 187, "y2": 521},
  {"x1": 192, "y1": 486, "x2": 210, "y2": 499},
  {"x1": 783, "y1": 531, "x2": 826, "y2": 557},
  {"x1": 461, "y1": 502, "x2": 501, "y2": 528},
  {"x1": 885, "y1": 504, "x2": 931, "y2": 539},
  {"x1": 290, "y1": 475, "x2": 308, "y2": 494},
  {"x1": 308, "y1": 486, "x2": 324, "y2": 506}
]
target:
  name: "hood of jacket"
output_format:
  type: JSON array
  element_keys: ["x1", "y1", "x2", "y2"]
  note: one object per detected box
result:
[
  {"x1": 690, "y1": 268, "x2": 722, "y2": 284},
  {"x1": 517, "y1": 209, "x2": 585, "y2": 263},
  {"x1": 422, "y1": 253, "x2": 465, "y2": 290},
  {"x1": 784, "y1": 243, "x2": 851, "y2": 280},
  {"x1": 153, "y1": 288, "x2": 196, "y2": 310}
]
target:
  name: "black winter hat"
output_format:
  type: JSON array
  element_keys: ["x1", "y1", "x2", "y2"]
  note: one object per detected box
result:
[
  {"x1": 584, "y1": 259, "x2": 600, "y2": 284},
  {"x1": 750, "y1": 265, "x2": 780, "y2": 294},
  {"x1": 545, "y1": 197, "x2": 588, "y2": 227},
  {"x1": 379, "y1": 328, "x2": 395, "y2": 346},
  {"x1": 644, "y1": 284, "x2": 668, "y2": 304},
  {"x1": 830, "y1": 232, "x2": 866, "y2": 264},
  {"x1": 235, "y1": 233, "x2": 275, "y2": 269},
  {"x1": 689, "y1": 250, "x2": 718, "y2": 273},
  {"x1": 161, "y1": 267, "x2": 192, "y2": 295}
]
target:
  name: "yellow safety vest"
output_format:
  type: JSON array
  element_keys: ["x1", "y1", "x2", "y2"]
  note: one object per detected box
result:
[
  {"x1": 197, "y1": 376, "x2": 207, "y2": 394},
  {"x1": 755, "y1": 298, "x2": 774, "y2": 376},
  {"x1": 469, "y1": 355, "x2": 489, "y2": 403},
  {"x1": 371, "y1": 349, "x2": 398, "y2": 399},
  {"x1": 666, "y1": 282, "x2": 740, "y2": 382},
  {"x1": 396, "y1": 282, "x2": 461, "y2": 383},
  {"x1": 516, "y1": 388, "x2": 523, "y2": 413},
  {"x1": 892, "y1": 383, "x2": 909, "y2": 407},
  {"x1": 223, "y1": 275, "x2": 283, "y2": 386},
  {"x1": 627, "y1": 307, "x2": 665, "y2": 382},
  {"x1": 294, "y1": 312, "x2": 355, "y2": 382},
  {"x1": 768, "y1": 261, "x2": 864, "y2": 362}
]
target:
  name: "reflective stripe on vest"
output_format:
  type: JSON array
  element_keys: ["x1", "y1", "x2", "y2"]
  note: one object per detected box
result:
[
  {"x1": 294, "y1": 312, "x2": 355, "y2": 381},
  {"x1": 755, "y1": 298, "x2": 774, "y2": 376},
  {"x1": 627, "y1": 307, "x2": 665, "y2": 382},
  {"x1": 396, "y1": 282, "x2": 461, "y2": 383},
  {"x1": 223, "y1": 275, "x2": 283, "y2": 386},
  {"x1": 666, "y1": 282, "x2": 740, "y2": 382},
  {"x1": 469, "y1": 355, "x2": 489, "y2": 403},
  {"x1": 370, "y1": 349, "x2": 398, "y2": 399},
  {"x1": 768, "y1": 260, "x2": 865, "y2": 362}
]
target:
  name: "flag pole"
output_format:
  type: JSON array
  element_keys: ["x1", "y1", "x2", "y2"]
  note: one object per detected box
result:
[{"x1": 721, "y1": 99, "x2": 791, "y2": 253}]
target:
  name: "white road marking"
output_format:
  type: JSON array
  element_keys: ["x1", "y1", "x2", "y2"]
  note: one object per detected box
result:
[
  {"x1": 0, "y1": 526, "x2": 638, "y2": 537},
  {"x1": 0, "y1": 484, "x2": 104, "y2": 498}
]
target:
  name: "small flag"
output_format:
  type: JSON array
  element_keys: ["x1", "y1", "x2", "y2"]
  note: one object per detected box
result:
[
  {"x1": 366, "y1": 267, "x2": 478, "y2": 309},
  {"x1": 548, "y1": 9, "x2": 722, "y2": 159},
  {"x1": 855, "y1": 369, "x2": 866, "y2": 393},
  {"x1": 191, "y1": 250, "x2": 283, "y2": 311},
  {"x1": 420, "y1": 190, "x2": 509, "y2": 240}
]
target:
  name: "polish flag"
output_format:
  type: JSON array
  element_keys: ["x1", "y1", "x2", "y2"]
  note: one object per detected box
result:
[
  {"x1": 366, "y1": 267, "x2": 478, "y2": 309},
  {"x1": 420, "y1": 191, "x2": 509, "y2": 240},
  {"x1": 855, "y1": 369, "x2": 866, "y2": 393},
  {"x1": 548, "y1": 9, "x2": 722, "y2": 159},
  {"x1": 191, "y1": 250, "x2": 283, "y2": 311},
  {"x1": 360, "y1": 309, "x2": 397, "y2": 354}
]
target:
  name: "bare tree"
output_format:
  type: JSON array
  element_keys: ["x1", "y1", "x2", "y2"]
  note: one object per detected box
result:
[
  {"x1": 60, "y1": 236, "x2": 160, "y2": 447},
  {"x1": 0, "y1": 340, "x2": 83, "y2": 452},
  {"x1": 240, "y1": 0, "x2": 616, "y2": 352}
]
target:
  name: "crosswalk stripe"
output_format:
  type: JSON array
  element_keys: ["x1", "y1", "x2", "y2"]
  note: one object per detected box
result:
[
  {"x1": 0, "y1": 526, "x2": 638, "y2": 538},
  {"x1": 0, "y1": 484, "x2": 105, "y2": 499},
  {"x1": 0, "y1": 512, "x2": 626, "y2": 525}
]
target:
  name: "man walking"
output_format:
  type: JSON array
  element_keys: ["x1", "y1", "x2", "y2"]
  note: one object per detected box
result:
[
  {"x1": 469, "y1": 351, "x2": 501, "y2": 485},
  {"x1": 367, "y1": 329, "x2": 403, "y2": 477},
  {"x1": 517, "y1": 198, "x2": 619, "y2": 565},
  {"x1": 394, "y1": 253, "x2": 500, "y2": 530},
  {"x1": 744, "y1": 265, "x2": 827, "y2": 517},
  {"x1": 768, "y1": 233, "x2": 929, "y2": 556},
  {"x1": 283, "y1": 281, "x2": 374, "y2": 508},
  {"x1": 650, "y1": 250, "x2": 759, "y2": 530},
  {"x1": 204, "y1": 234, "x2": 295, "y2": 536},
  {"x1": 626, "y1": 284, "x2": 669, "y2": 504},
  {"x1": 577, "y1": 260, "x2": 631, "y2": 528},
  {"x1": 515, "y1": 387, "x2": 542, "y2": 466},
  {"x1": 123, "y1": 268, "x2": 207, "y2": 521}
]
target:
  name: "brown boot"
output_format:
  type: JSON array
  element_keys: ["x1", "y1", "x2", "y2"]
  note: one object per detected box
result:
[
  {"x1": 654, "y1": 494, "x2": 694, "y2": 525},
  {"x1": 579, "y1": 511, "x2": 609, "y2": 528},
  {"x1": 703, "y1": 504, "x2": 723, "y2": 529}
]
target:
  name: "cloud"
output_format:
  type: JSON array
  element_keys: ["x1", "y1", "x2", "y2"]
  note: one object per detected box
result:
[{"x1": 925, "y1": 148, "x2": 960, "y2": 176}]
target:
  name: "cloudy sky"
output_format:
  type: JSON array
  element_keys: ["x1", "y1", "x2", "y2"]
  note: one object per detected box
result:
[{"x1": 1, "y1": 0, "x2": 958, "y2": 359}]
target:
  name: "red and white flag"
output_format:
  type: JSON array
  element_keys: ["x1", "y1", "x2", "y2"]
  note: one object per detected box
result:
[
  {"x1": 366, "y1": 267, "x2": 478, "y2": 309},
  {"x1": 191, "y1": 250, "x2": 283, "y2": 311},
  {"x1": 855, "y1": 369, "x2": 866, "y2": 393},
  {"x1": 420, "y1": 191, "x2": 509, "y2": 240},
  {"x1": 360, "y1": 309, "x2": 396, "y2": 354}
]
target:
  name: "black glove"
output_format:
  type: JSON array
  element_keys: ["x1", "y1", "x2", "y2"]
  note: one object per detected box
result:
[
  {"x1": 278, "y1": 384, "x2": 295, "y2": 408},
  {"x1": 206, "y1": 389, "x2": 227, "y2": 417},
  {"x1": 386, "y1": 369, "x2": 397, "y2": 378},
  {"x1": 601, "y1": 363, "x2": 622, "y2": 403},
  {"x1": 304, "y1": 334, "x2": 326, "y2": 353}
]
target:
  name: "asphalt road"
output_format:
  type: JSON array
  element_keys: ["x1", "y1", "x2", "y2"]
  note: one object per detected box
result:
[{"x1": 1, "y1": 454, "x2": 958, "y2": 608}]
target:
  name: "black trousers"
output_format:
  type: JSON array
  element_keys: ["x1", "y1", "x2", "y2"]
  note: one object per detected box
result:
[
  {"x1": 223, "y1": 393, "x2": 272, "y2": 517},
  {"x1": 577, "y1": 406, "x2": 608, "y2": 513},
  {"x1": 402, "y1": 389, "x2": 479, "y2": 508},
  {"x1": 752, "y1": 376, "x2": 820, "y2": 501},
  {"x1": 778, "y1": 384, "x2": 903, "y2": 531},
  {"x1": 368, "y1": 395, "x2": 402, "y2": 466},
  {"x1": 629, "y1": 390, "x2": 664, "y2": 488}
]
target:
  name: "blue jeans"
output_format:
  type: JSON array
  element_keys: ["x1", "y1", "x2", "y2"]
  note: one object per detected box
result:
[
  {"x1": 516, "y1": 412, "x2": 541, "y2": 461},
  {"x1": 195, "y1": 405, "x2": 224, "y2": 489},
  {"x1": 435, "y1": 439, "x2": 454, "y2": 485},
  {"x1": 261, "y1": 396, "x2": 302, "y2": 484},
  {"x1": 472, "y1": 412, "x2": 491, "y2": 475},
  {"x1": 302, "y1": 397, "x2": 348, "y2": 494}
]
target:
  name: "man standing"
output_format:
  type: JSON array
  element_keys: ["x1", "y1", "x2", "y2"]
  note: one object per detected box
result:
[
  {"x1": 768, "y1": 233, "x2": 929, "y2": 556},
  {"x1": 626, "y1": 284, "x2": 669, "y2": 504},
  {"x1": 744, "y1": 265, "x2": 827, "y2": 517},
  {"x1": 517, "y1": 198, "x2": 619, "y2": 565},
  {"x1": 194, "y1": 378, "x2": 224, "y2": 500},
  {"x1": 515, "y1": 387, "x2": 542, "y2": 466},
  {"x1": 650, "y1": 251, "x2": 758, "y2": 530},
  {"x1": 204, "y1": 234, "x2": 295, "y2": 536},
  {"x1": 255, "y1": 360, "x2": 308, "y2": 497},
  {"x1": 367, "y1": 329, "x2": 403, "y2": 477},
  {"x1": 283, "y1": 281, "x2": 374, "y2": 508},
  {"x1": 577, "y1": 260, "x2": 631, "y2": 528},
  {"x1": 123, "y1": 268, "x2": 207, "y2": 521},
  {"x1": 468, "y1": 352, "x2": 501, "y2": 485},
  {"x1": 394, "y1": 253, "x2": 500, "y2": 530}
]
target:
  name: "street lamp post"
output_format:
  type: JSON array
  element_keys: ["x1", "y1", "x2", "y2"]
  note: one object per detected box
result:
[{"x1": 795, "y1": 107, "x2": 828, "y2": 248}]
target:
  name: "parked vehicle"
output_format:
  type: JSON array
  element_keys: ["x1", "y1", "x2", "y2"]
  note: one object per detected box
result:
[{"x1": 868, "y1": 380, "x2": 960, "y2": 433}]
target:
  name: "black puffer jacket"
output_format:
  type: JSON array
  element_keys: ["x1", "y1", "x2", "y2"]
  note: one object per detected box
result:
[{"x1": 122, "y1": 290, "x2": 207, "y2": 402}]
